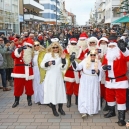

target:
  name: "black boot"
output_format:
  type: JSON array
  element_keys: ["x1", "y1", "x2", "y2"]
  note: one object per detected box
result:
[
  {"x1": 104, "y1": 106, "x2": 116, "y2": 118},
  {"x1": 103, "y1": 102, "x2": 109, "y2": 111},
  {"x1": 27, "y1": 96, "x2": 32, "y2": 106},
  {"x1": 12, "y1": 96, "x2": 20, "y2": 108},
  {"x1": 67, "y1": 95, "x2": 71, "y2": 108},
  {"x1": 58, "y1": 104, "x2": 65, "y2": 115},
  {"x1": 101, "y1": 97, "x2": 103, "y2": 107},
  {"x1": 75, "y1": 96, "x2": 78, "y2": 105},
  {"x1": 117, "y1": 110, "x2": 126, "y2": 126},
  {"x1": 51, "y1": 103, "x2": 59, "y2": 117}
]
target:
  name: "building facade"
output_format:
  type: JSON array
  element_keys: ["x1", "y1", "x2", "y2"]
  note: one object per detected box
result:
[{"x1": 0, "y1": 0, "x2": 19, "y2": 34}]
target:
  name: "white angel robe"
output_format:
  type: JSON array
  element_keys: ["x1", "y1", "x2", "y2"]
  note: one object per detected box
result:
[
  {"x1": 32, "y1": 51, "x2": 44, "y2": 104},
  {"x1": 40, "y1": 53, "x2": 67, "y2": 105},
  {"x1": 73, "y1": 59, "x2": 101, "y2": 115}
]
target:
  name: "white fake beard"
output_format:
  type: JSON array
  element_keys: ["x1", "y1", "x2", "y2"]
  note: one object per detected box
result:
[
  {"x1": 23, "y1": 47, "x2": 33, "y2": 64},
  {"x1": 106, "y1": 47, "x2": 120, "y2": 62},
  {"x1": 88, "y1": 45, "x2": 97, "y2": 51},
  {"x1": 78, "y1": 40, "x2": 88, "y2": 51},
  {"x1": 68, "y1": 45, "x2": 80, "y2": 58},
  {"x1": 99, "y1": 44, "x2": 108, "y2": 57}
]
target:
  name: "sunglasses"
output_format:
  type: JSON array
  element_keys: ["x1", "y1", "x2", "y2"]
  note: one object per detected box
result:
[
  {"x1": 90, "y1": 42, "x2": 95, "y2": 44},
  {"x1": 25, "y1": 45, "x2": 32, "y2": 48},
  {"x1": 52, "y1": 47, "x2": 58, "y2": 49},
  {"x1": 90, "y1": 54, "x2": 96, "y2": 56},
  {"x1": 71, "y1": 43, "x2": 76, "y2": 45},
  {"x1": 34, "y1": 44, "x2": 39, "y2": 47}
]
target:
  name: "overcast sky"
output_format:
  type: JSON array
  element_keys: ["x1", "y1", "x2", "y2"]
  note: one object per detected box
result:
[{"x1": 65, "y1": 0, "x2": 96, "y2": 25}]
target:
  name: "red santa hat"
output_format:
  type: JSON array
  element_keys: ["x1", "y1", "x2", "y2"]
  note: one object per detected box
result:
[
  {"x1": 13, "y1": 38, "x2": 18, "y2": 43},
  {"x1": 79, "y1": 33, "x2": 88, "y2": 40},
  {"x1": 98, "y1": 37, "x2": 109, "y2": 46},
  {"x1": 23, "y1": 38, "x2": 34, "y2": 46},
  {"x1": 70, "y1": 38, "x2": 78, "y2": 44}
]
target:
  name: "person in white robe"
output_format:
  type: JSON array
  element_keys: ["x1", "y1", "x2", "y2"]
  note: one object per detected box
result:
[
  {"x1": 71, "y1": 50, "x2": 101, "y2": 118},
  {"x1": 32, "y1": 41, "x2": 45, "y2": 105},
  {"x1": 40, "y1": 42, "x2": 67, "y2": 117}
]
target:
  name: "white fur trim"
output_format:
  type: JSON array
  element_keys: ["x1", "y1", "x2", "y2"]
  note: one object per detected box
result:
[
  {"x1": 79, "y1": 37, "x2": 87, "y2": 40},
  {"x1": 108, "y1": 42, "x2": 117, "y2": 47},
  {"x1": 108, "y1": 101, "x2": 116, "y2": 106},
  {"x1": 64, "y1": 77, "x2": 75, "y2": 82},
  {"x1": 105, "y1": 80, "x2": 128, "y2": 89},
  {"x1": 123, "y1": 48, "x2": 129, "y2": 57},
  {"x1": 107, "y1": 60, "x2": 114, "y2": 78},
  {"x1": 70, "y1": 41, "x2": 77, "y2": 43},
  {"x1": 11, "y1": 73, "x2": 34, "y2": 80},
  {"x1": 117, "y1": 104, "x2": 126, "y2": 110},
  {"x1": 14, "y1": 48, "x2": 21, "y2": 58},
  {"x1": 74, "y1": 71, "x2": 80, "y2": 84},
  {"x1": 23, "y1": 42, "x2": 33, "y2": 46}
]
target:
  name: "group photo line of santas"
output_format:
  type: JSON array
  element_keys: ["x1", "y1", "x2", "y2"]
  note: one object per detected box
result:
[{"x1": 11, "y1": 32, "x2": 129, "y2": 127}]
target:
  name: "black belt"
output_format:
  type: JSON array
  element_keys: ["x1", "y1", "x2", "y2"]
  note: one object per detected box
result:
[
  {"x1": 108, "y1": 74, "x2": 126, "y2": 82},
  {"x1": 15, "y1": 64, "x2": 33, "y2": 67}
]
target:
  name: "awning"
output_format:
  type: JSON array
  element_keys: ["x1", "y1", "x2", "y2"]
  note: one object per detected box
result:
[{"x1": 112, "y1": 16, "x2": 129, "y2": 23}]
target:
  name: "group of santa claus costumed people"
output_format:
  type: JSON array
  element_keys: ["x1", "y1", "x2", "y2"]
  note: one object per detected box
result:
[{"x1": 11, "y1": 32, "x2": 129, "y2": 126}]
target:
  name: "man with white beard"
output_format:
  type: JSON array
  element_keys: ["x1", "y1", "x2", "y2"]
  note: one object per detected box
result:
[
  {"x1": 102, "y1": 41, "x2": 129, "y2": 126},
  {"x1": 98, "y1": 37, "x2": 109, "y2": 111},
  {"x1": 11, "y1": 38, "x2": 34, "y2": 108},
  {"x1": 77, "y1": 33, "x2": 88, "y2": 55},
  {"x1": 63, "y1": 38, "x2": 84, "y2": 108}
]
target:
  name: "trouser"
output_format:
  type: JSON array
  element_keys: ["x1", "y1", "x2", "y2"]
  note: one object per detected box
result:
[
  {"x1": 14, "y1": 78, "x2": 34, "y2": 96},
  {"x1": 0, "y1": 69, "x2": 6, "y2": 88},
  {"x1": 105, "y1": 88, "x2": 126, "y2": 110},
  {"x1": 6, "y1": 68, "x2": 13, "y2": 81},
  {"x1": 126, "y1": 89, "x2": 129, "y2": 110},
  {"x1": 100, "y1": 84, "x2": 106, "y2": 99},
  {"x1": 65, "y1": 82, "x2": 79, "y2": 96}
]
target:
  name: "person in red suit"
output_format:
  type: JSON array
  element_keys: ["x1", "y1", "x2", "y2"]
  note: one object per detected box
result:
[
  {"x1": 11, "y1": 38, "x2": 34, "y2": 108},
  {"x1": 102, "y1": 40, "x2": 129, "y2": 126},
  {"x1": 77, "y1": 33, "x2": 89, "y2": 55},
  {"x1": 63, "y1": 38, "x2": 84, "y2": 108}
]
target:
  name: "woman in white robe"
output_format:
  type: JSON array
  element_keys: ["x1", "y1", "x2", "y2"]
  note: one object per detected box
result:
[
  {"x1": 32, "y1": 41, "x2": 44, "y2": 105},
  {"x1": 40, "y1": 42, "x2": 67, "y2": 117},
  {"x1": 71, "y1": 50, "x2": 101, "y2": 118}
]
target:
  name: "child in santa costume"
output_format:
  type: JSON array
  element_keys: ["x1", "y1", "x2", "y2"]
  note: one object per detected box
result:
[
  {"x1": 102, "y1": 40, "x2": 129, "y2": 126},
  {"x1": 63, "y1": 38, "x2": 84, "y2": 108},
  {"x1": 11, "y1": 38, "x2": 34, "y2": 108}
]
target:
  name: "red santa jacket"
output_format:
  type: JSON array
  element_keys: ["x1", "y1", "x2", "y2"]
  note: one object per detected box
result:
[
  {"x1": 102, "y1": 51, "x2": 128, "y2": 89},
  {"x1": 63, "y1": 47, "x2": 84, "y2": 83},
  {"x1": 11, "y1": 48, "x2": 34, "y2": 80}
]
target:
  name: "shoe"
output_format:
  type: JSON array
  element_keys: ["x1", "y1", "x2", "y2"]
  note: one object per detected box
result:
[
  {"x1": 67, "y1": 95, "x2": 71, "y2": 108},
  {"x1": 51, "y1": 103, "x2": 59, "y2": 117},
  {"x1": 47, "y1": 104, "x2": 52, "y2": 108},
  {"x1": 3, "y1": 87, "x2": 11, "y2": 91},
  {"x1": 12, "y1": 97, "x2": 20, "y2": 108},
  {"x1": 104, "y1": 106, "x2": 116, "y2": 118},
  {"x1": 58, "y1": 104, "x2": 65, "y2": 115},
  {"x1": 27, "y1": 96, "x2": 32, "y2": 106},
  {"x1": 117, "y1": 110, "x2": 126, "y2": 126},
  {"x1": 37, "y1": 102, "x2": 41, "y2": 105},
  {"x1": 0, "y1": 86, "x2": 3, "y2": 89},
  {"x1": 75, "y1": 96, "x2": 78, "y2": 105},
  {"x1": 103, "y1": 102, "x2": 109, "y2": 111},
  {"x1": 81, "y1": 114, "x2": 87, "y2": 118}
]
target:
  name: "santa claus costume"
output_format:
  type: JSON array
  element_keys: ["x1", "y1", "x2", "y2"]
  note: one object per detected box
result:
[
  {"x1": 98, "y1": 37, "x2": 109, "y2": 111},
  {"x1": 11, "y1": 38, "x2": 34, "y2": 108},
  {"x1": 71, "y1": 50, "x2": 101, "y2": 118},
  {"x1": 63, "y1": 38, "x2": 84, "y2": 108},
  {"x1": 77, "y1": 33, "x2": 89, "y2": 55},
  {"x1": 102, "y1": 41, "x2": 129, "y2": 126}
]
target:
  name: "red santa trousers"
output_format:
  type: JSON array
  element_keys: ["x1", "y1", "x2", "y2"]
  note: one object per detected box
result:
[
  {"x1": 100, "y1": 84, "x2": 106, "y2": 99},
  {"x1": 14, "y1": 78, "x2": 34, "y2": 97},
  {"x1": 105, "y1": 88, "x2": 126, "y2": 110},
  {"x1": 65, "y1": 82, "x2": 79, "y2": 96}
]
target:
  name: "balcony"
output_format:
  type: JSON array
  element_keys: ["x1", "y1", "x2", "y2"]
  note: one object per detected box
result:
[
  {"x1": 23, "y1": 0, "x2": 44, "y2": 11},
  {"x1": 24, "y1": 13, "x2": 44, "y2": 21}
]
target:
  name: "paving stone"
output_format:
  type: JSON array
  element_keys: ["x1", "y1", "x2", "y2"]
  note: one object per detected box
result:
[
  {"x1": 48, "y1": 119, "x2": 61, "y2": 122},
  {"x1": 60, "y1": 126, "x2": 72, "y2": 129},
  {"x1": 15, "y1": 126, "x2": 27, "y2": 129},
  {"x1": 37, "y1": 126, "x2": 49, "y2": 129},
  {"x1": 0, "y1": 126, "x2": 8, "y2": 129},
  {"x1": 17, "y1": 119, "x2": 34, "y2": 123},
  {"x1": 93, "y1": 118, "x2": 111, "y2": 123}
]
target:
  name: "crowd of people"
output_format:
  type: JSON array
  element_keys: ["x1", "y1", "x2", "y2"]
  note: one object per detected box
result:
[{"x1": 0, "y1": 26, "x2": 129, "y2": 127}]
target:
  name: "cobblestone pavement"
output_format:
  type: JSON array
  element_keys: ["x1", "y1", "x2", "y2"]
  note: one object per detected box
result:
[{"x1": 0, "y1": 87, "x2": 128, "y2": 129}]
